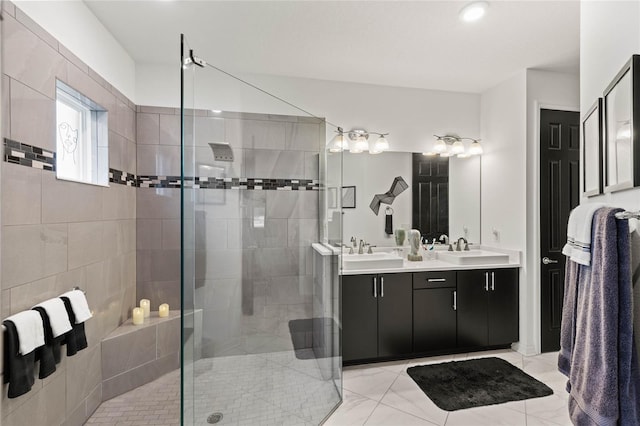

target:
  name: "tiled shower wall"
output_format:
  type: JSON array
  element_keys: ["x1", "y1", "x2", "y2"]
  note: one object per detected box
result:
[
  {"x1": 1, "y1": 4, "x2": 137, "y2": 425},
  {"x1": 136, "y1": 107, "x2": 322, "y2": 357}
]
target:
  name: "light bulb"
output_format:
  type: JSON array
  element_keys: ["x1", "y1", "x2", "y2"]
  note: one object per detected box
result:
[
  {"x1": 423, "y1": 152, "x2": 436, "y2": 156},
  {"x1": 355, "y1": 136, "x2": 369, "y2": 152},
  {"x1": 373, "y1": 135, "x2": 390, "y2": 152},
  {"x1": 469, "y1": 140, "x2": 483, "y2": 155},
  {"x1": 328, "y1": 133, "x2": 350, "y2": 152},
  {"x1": 457, "y1": 153, "x2": 470, "y2": 158},
  {"x1": 459, "y1": 1, "x2": 489, "y2": 22},
  {"x1": 451, "y1": 140, "x2": 465, "y2": 155},
  {"x1": 434, "y1": 139, "x2": 447, "y2": 153}
]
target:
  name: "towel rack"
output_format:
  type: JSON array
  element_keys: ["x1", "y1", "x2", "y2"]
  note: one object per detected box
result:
[{"x1": 615, "y1": 211, "x2": 640, "y2": 220}]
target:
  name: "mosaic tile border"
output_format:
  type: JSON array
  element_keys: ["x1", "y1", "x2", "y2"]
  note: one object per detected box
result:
[
  {"x1": 109, "y1": 169, "x2": 137, "y2": 187},
  {"x1": 4, "y1": 138, "x2": 56, "y2": 171},
  {"x1": 4, "y1": 139, "x2": 319, "y2": 191},
  {"x1": 138, "y1": 176, "x2": 319, "y2": 191}
]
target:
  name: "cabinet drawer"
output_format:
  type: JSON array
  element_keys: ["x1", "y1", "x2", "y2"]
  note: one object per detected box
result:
[{"x1": 413, "y1": 271, "x2": 456, "y2": 289}]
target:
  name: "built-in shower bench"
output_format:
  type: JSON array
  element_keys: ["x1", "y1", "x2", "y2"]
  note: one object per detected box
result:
[{"x1": 100, "y1": 310, "x2": 201, "y2": 401}]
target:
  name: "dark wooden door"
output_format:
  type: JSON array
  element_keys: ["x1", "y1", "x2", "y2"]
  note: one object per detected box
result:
[
  {"x1": 342, "y1": 274, "x2": 378, "y2": 362},
  {"x1": 412, "y1": 154, "x2": 449, "y2": 241},
  {"x1": 540, "y1": 109, "x2": 580, "y2": 352},
  {"x1": 378, "y1": 273, "x2": 413, "y2": 357},
  {"x1": 413, "y1": 287, "x2": 457, "y2": 352},
  {"x1": 487, "y1": 269, "x2": 519, "y2": 346},
  {"x1": 457, "y1": 270, "x2": 488, "y2": 347}
]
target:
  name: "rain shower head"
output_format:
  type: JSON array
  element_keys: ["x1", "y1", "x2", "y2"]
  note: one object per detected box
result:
[{"x1": 209, "y1": 142, "x2": 234, "y2": 162}]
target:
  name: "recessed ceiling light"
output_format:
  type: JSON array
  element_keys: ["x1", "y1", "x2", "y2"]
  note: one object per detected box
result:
[{"x1": 459, "y1": 1, "x2": 489, "y2": 23}]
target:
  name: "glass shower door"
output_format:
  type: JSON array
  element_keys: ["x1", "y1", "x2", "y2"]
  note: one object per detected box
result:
[{"x1": 180, "y1": 36, "x2": 342, "y2": 425}]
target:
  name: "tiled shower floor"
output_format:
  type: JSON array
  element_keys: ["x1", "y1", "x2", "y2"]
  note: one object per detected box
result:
[{"x1": 86, "y1": 349, "x2": 340, "y2": 426}]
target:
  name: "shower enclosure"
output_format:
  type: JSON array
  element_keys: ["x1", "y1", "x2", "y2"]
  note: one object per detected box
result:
[{"x1": 180, "y1": 37, "x2": 342, "y2": 425}]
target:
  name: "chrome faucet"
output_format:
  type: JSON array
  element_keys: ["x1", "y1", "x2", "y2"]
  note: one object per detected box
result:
[
  {"x1": 439, "y1": 234, "x2": 449, "y2": 245},
  {"x1": 342, "y1": 243, "x2": 354, "y2": 254},
  {"x1": 456, "y1": 237, "x2": 469, "y2": 251},
  {"x1": 358, "y1": 239, "x2": 366, "y2": 254}
]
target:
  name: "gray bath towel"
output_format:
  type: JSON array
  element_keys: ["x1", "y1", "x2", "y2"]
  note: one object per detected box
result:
[
  {"x1": 559, "y1": 208, "x2": 640, "y2": 425},
  {"x1": 558, "y1": 258, "x2": 580, "y2": 387}
]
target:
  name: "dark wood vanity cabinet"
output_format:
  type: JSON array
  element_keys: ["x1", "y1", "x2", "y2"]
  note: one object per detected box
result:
[
  {"x1": 413, "y1": 271, "x2": 457, "y2": 353},
  {"x1": 342, "y1": 273, "x2": 412, "y2": 362},
  {"x1": 457, "y1": 268, "x2": 519, "y2": 348},
  {"x1": 343, "y1": 267, "x2": 519, "y2": 364}
]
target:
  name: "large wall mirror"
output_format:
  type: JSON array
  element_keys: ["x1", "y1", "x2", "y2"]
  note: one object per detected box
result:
[{"x1": 339, "y1": 151, "x2": 481, "y2": 246}]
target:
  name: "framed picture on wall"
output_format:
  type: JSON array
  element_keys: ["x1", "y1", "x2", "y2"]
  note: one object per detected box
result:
[
  {"x1": 582, "y1": 98, "x2": 603, "y2": 197},
  {"x1": 603, "y1": 54, "x2": 640, "y2": 193},
  {"x1": 342, "y1": 186, "x2": 356, "y2": 209}
]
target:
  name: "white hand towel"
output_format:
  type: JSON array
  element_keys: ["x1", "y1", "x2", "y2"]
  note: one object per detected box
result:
[
  {"x1": 5, "y1": 311, "x2": 45, "y2": 355},
  {"x1": 33, "y1": 298, "x2": 72, "y2": 338},
  {"x1": 60, "y1": 290, "x2": 92, "y2": 323},
  {"x1": 562, "y1": 203, "x2": 606, "y2": 266}
]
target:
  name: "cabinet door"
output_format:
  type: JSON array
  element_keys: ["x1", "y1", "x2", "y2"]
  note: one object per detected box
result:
[
  {"x1": 488, "y1": 268, "x2": 519, "y2": 345},
  {"x1": 378, "y1": 273, "x2": 413, "y2": 357},
  {"x1": 342, "y1": 274, "x2": 378, "y2": 362},
  {"x1": 413, "y1": 287, "x2": 457, "y2": 353},
  {"x1": 457, "y1": 270, "x2": 488, "y2": 347}
]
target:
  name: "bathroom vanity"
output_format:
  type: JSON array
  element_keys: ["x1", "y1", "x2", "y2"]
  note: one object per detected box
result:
[{"x1": 338, "y1": 248, "x2": 520, "y2": 365}]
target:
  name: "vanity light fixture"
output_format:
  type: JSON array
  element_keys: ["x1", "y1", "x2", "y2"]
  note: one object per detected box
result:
[
  {"x1": 429, "y1": 135, "x2": 483, "y2": 158},
  {"x1": 459, "y1": 1, "x2": 489, "y2": 23},
  {"x1": 328, "y1": 127, "x2": 391, "y2": 154}
]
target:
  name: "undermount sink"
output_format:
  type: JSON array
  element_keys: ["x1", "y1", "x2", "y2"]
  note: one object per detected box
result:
[
  {"x1": 342, "y1": 252, "x2": 404, "y2": 270},
  {"x1": 437, "y1": 250, "x2": 509, "y2": 265}
]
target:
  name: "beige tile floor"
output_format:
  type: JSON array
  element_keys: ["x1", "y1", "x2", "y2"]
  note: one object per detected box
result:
[
  {"x1": 327, "y1": 349, "x2": 571, "y2": 426},
  {"x1": 86, "y1": 349, "x2": 569, "y2": 425}
]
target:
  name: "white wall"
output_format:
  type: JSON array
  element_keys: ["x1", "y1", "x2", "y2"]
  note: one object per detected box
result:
[
  {"x1": 15, "y1": 1, "x2": 136, "y2": 101},
  {"x1": 138, "y1": 63, "x2": 481, "y2": 154},
  {"x1": 480, "y1": 71, "x2": 527, "y2": 251},
  {"x1": 525, "y1": 70, "x2": 580, "y2": 355},
  {"x1": 580, "y1": 0, "x2": 640, "y2": 210}
]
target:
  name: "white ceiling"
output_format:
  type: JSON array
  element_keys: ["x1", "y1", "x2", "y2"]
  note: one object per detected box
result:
[{"x1": 85, "y1": 0, "x2": 580, "y2": 94}]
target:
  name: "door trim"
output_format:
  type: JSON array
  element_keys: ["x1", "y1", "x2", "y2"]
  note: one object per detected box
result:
[{"x1": 533, "y1": 103, "x2": 579, "y2": 355}]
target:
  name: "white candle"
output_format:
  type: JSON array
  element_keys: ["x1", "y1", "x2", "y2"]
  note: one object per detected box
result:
[
  {"x1": 132, "y1": 307, "x2": 144, "y2": 325},
  {"x1": 140, "y1": 299, "x2": 150, "y2": 318},
  {"x1": 159, "y1": 303, "x2": 169, "y2": 318}
]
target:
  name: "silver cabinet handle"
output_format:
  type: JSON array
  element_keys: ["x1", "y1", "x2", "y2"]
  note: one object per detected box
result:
[
  {"x1": 484, "y1": 272, "x2": 489, "y2": 291},
  {"x1": 542, "y1": 257, "x2": 558, "y2": 265},
  {"x1": 491, "y1": 272, "x2": 495, "y2": 291},
  {"x1": 453, "y1": 290, "x2": 457, "y2": 311},
  {"x1": 428, "y1": 278, "x2": 447, "y2": 282},
  {"x1": 381, "y1": 277, "x2": 384, "y2": 298},
  {"x1": 373, "y1": 277, "x2": 377, "y2": 298}
]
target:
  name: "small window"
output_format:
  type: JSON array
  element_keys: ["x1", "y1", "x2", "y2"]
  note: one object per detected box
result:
[{"x1": 55, "y1": 80, "x2": 108, "y2": 186}]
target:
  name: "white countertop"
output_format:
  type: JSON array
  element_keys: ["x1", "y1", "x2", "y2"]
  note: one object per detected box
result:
[{"x1": 311, "y1": 243, "x2": 521, "y2": 275}]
